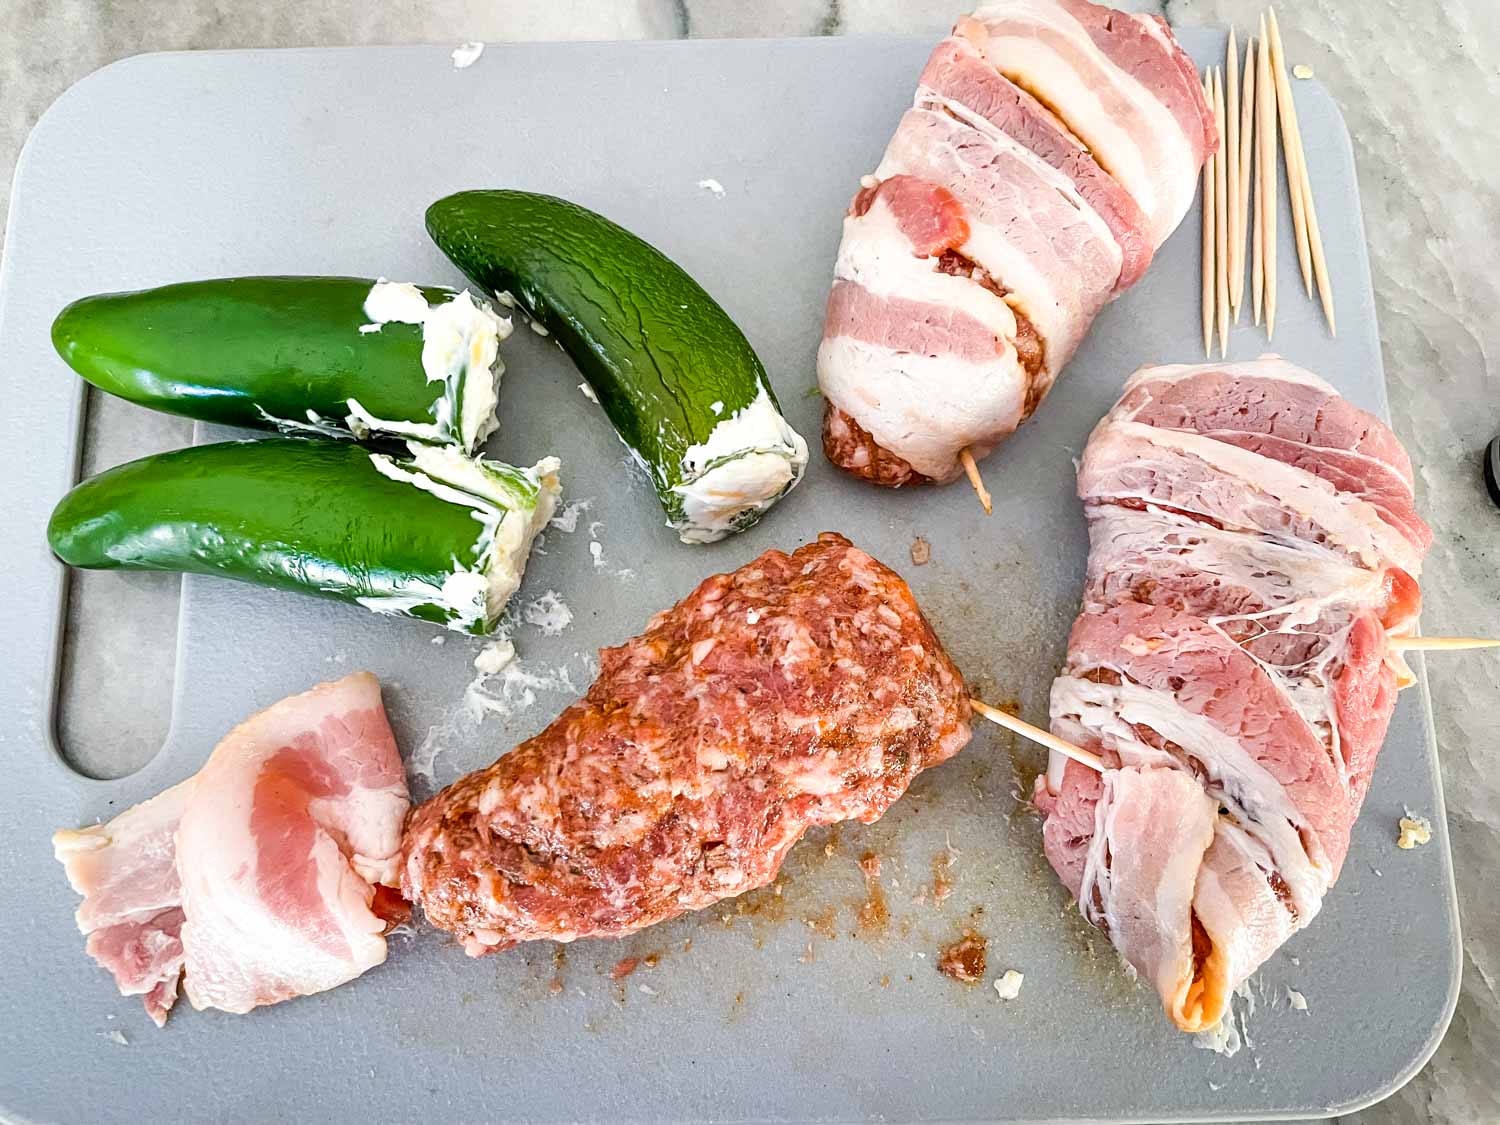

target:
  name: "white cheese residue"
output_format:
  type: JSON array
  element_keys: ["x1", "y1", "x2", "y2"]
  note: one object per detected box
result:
[
  {"x1": 451, "y1": 41, "x2": 485, "y2": 68},
  {"x1": 473, "y1": 639, "x2": 515, "y2": 675},
  {"x1": 548, "y1": 497, "x2": 593, "y2": 534},
  {"x1": 671, "y1": 386, "x2": 808, "y2": 544},
  {"x1": 1194, "y1": 981, "x2": 1257, "y2": 1058},
  {"x1": 1286, "y1": 987, "x2": 1308, "y2": 1011},
  {"x1": 253, "y1": 405, "x2": 349, "y2": 440},
  {"x1": 464, "y1": 651, "x2": 579, "y2": 724},
  {"x1": 993, "y1": 970, "x2": 1024, "y2": 1000},
  {"x1": 523, "y1": 591, "x2": 573, "y2": 636},
  {"x1": 355, "y1": 280, "x2": 512, "y2": 452},
  {"x1": 696, "y1": 178, "x2": 726, "y2": 197}
]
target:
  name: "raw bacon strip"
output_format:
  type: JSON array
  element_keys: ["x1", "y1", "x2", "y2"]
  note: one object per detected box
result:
[
  {"x1": 1037, "y1": 358, "x2": 1430, "y2": 1033},
  {"x1": 402, "y1": 533, "x2": 971, "y2": 953},
  {"x1": 1107, "y1": 359, "x2": 1430, "y2": 554},
  {"x1": 963, "y1": 0, "x2": 1213, "y2": 244},
  {"x1": 178, "y1": 674, "x2": 409, "y2": 1013},
  {"x1": 54, "y1": 781, "x2": 194, "y2": 1027},
  {"x1": 817, "y1": 176, "x2": 1031, "y2": 481},
  {"x1": 877, "y1": 105, "x2": 1120, "y2": 368},
  {"x1": 917, "y1": 34, "x2": 1154, "y2": 289},
  {"x1": 52, "y1": 673, "x2": 410, "y2": 1024},
  {"x1": 1078, "y1": 418, "x2": 1423, "y2": 578},
  {"x1": 818, "y1": 1, "x2": 1213, "y2": 486}
]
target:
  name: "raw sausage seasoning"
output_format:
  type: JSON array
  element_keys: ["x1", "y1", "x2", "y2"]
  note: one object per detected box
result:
[{"x1": 401, "y1": 533, "x2": 971, "y2": 953}]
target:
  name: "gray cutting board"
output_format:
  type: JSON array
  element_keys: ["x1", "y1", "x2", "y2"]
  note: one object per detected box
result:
[{"x1": 0, "y1": 31, "x2": 1460, "y2": 1125}]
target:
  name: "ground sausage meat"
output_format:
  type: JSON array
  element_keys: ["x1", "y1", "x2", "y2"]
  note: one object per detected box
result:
[
  {"x1": 400, "y1": 532, "x2": 972, "y2": 954},
  {"x1": 821, "y1": 401, "x2": 931, "y2": 488}
]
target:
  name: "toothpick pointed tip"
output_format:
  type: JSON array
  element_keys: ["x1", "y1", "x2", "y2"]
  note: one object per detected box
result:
[{"x1": 958, "y1": 447, "x2": 993, "y2": 515}]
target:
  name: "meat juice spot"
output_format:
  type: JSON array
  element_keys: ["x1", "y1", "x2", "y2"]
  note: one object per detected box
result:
[
  {"x1": 937, "y1": 929, "x2": 988, "y2": 984},
  {"x1": 932, "y1": 850, "x2": 955, "y2": 905},
  {"x1": 856, "y1": 852, "x2": 889, "y2": 935}
]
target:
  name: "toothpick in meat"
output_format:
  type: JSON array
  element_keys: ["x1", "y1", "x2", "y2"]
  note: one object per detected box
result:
[
  {"x1": 970, "y1": 698, "x2": 1105, "y2": 774},
  {"x1": 958, "y1": 447, "x2": 992, "y2": 515},
  {"x1": 1389, "y1": 636, "x2": 1500, "y2": 653}
]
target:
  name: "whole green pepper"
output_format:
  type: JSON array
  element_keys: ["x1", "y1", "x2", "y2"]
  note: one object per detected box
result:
[
  {"x1": 47, "y1": 437, "x2": 559, "y2": 634},
  {"x1": 426, "y1": 190, "x2": 807, "y2": 543},
  {"x1": 52, "y1": 277, "x2": 511, "y2": 454}
]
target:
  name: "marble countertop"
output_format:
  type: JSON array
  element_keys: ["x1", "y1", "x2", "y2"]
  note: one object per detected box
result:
[{"x1": 3, "y1": 3, "x2": 1495, "y2": 1123}]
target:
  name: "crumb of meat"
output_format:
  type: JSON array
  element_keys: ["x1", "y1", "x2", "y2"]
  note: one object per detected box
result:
[
  {"x1": 611, "y1": 957, "x2": 640, "y2": 981},
  {"x1": 1397, "y1": 814, "x2": 1432, "y2": 849},
  {"x1": 910, "y1": 537, "x2": 931, "y2": 566},
  {"x1": 937, "y1": 930, "x2": 987, "y2": 984},
  {"x1": 932, "y1": 849, "x2": 955, "y2": 905},
  {"x1": 879, "y1": 974, "x2": 891, "y2": 988},
  {"x1": 993, "y1": 969, "x2": 1023, "y2": 1000},
  {"x1": 548, "y1": 977, "x2": 564, "y2": 995}
]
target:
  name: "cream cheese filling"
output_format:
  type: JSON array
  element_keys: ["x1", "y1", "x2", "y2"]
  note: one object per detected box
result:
[
  {"x1": 669, "y1": 386, "x2": 808, "y2": 544},
  {"x1": 351, "y1": 281, "x2": 511, "y2": 452},
  {"x1": 361, "y1": 444, "x2": 560, "y2": 633}
]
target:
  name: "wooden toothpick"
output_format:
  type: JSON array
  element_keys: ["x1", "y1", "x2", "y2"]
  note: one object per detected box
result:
[
  {"x1": 1389, "y1": 636, "x2": 1500, "y2": 653},
  {"x1": 971, "y1": 698, "x2": 1106, "y2": 774},
  {"x1": 958, "y1": 447, "x2": 992, "y2": 515}
]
